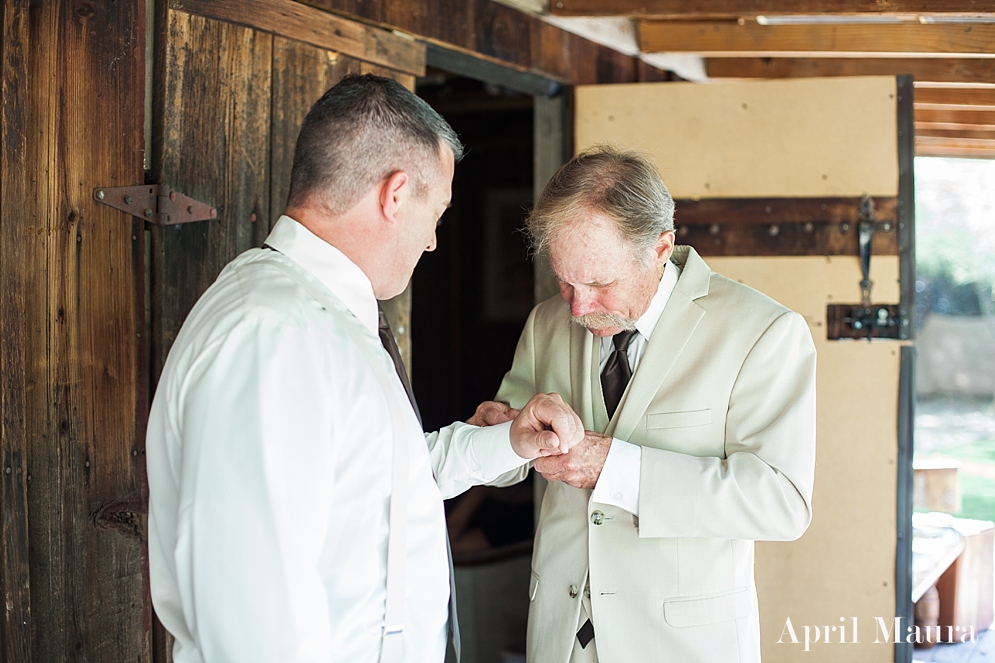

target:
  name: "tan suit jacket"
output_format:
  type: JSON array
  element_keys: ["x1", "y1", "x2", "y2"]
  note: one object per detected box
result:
[{"x1": 495, "y1": 246, "x2": 816, "y2": 663}]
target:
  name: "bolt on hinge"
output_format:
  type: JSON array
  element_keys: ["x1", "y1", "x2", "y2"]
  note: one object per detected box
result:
[{"x1": 93, "y1": 184, "x2": 217, "y2": 226}]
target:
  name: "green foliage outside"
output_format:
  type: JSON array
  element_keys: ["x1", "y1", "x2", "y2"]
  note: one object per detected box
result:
[
  {"x1": 915, "y1": 157, "x2": 995, "y2": 305},
  {"x1": 915, "y1": 156, "x2": 995, "y2": 525}
]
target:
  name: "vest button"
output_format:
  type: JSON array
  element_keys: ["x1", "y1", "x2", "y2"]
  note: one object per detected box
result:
[{"x1": 591, "y1": 510, "x2": 605, "y2": 525}]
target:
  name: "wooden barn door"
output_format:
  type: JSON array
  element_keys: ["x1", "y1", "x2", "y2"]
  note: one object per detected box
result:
[
  {"x1": 148, "y1": 1, "x2": 426, "y2": 658},
  {"x1": 1, "y1": 2, "x2": 149, "y2": 661},
  {"x1": 575, "y1": 76, "x2": 915, "y2": 663}
]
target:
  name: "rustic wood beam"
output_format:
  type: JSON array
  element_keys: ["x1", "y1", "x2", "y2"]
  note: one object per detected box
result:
[
  {"x1": 673, "y1": 197, "x2": 899, "y2": 257},
  {"x1": 706, "y1": 57, "x2": 995, "y2": 83},
  {"x1": 551, "y1": 0, "x2": 995, "y2": 19},
  {"x1": 916, "y1": 107, "x2": 995, "y2": 123},
  {"x1": 914, "y1": 84, "x2": 995, "y2": 107},
  {"x1": 169, "y1": 0, "x2": 426, "y2": 76},
  {"x1": 915, "y1": 123, "x2": 995, "y2": 138},
  {"x1": 916, "y1": 134, "x2": 995, "y2": 156},
  {"x1": 639, "y1": 21, "x2": 995, "y2": 57}
]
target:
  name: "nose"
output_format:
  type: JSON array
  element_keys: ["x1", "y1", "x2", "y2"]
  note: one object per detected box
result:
[
  {"x1": 426, "y1": 231, "x2": 437, "y2": 252},
  {"x1": 560, "y1": 283, "x2": 596, "y2": 317}
]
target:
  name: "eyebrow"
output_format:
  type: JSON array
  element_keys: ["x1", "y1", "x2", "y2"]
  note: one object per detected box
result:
[{"x1": 556, "y1": 277, "x2": 614, "y2": 287}]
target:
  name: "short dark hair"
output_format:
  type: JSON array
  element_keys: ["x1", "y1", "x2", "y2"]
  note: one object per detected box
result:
[{"x1": 287, "y1": 74, "x2": 463, "y2": 214}]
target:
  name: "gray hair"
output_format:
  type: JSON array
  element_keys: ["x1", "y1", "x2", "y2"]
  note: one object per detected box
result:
[
  {"x1": 526, "y1": 145, "x2": 675, "y2": 265},
  {"x1": 287, "y1": 74, "x2": 463, "y2": 215}
]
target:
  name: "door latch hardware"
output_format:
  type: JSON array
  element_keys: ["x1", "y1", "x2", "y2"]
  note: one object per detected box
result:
[
  {"x1": 857, "y1": 195, "x2": 876, "y2": 307},
  {"x1": 827, "y1": 304, "x2": 901, "y2": 340},
  {"x1": 826, "y1": 196, "x2": 901, "y2": 340},
  {"x1": 93, "y1": 184, "x2": 217, "y2": 226}
]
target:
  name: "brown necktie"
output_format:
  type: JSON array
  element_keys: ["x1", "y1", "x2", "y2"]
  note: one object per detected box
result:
[
  {"x1": 378, "y1": 307, "x2": 422, "y2": 427},
  {"x1": 601, "y1": 330, "x2": 635, "y2": 419}
]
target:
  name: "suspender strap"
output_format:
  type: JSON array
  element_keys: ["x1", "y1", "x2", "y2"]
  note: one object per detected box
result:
[
  {"x1": 254, "y1": 253, "x2": 408, "y2": 663},
  {"x1": 378, "y1": 378, "x2": 409, "y2": 663}
]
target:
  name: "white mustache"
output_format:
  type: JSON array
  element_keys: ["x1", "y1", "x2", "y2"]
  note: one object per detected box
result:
[{"x1": 571, "y1": 312, "x2": 637, "y2": 331}]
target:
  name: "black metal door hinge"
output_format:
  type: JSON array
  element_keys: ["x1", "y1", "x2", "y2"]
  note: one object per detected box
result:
[{"x1": 93, "y1": 184, "x2": 217, "y2": 226}]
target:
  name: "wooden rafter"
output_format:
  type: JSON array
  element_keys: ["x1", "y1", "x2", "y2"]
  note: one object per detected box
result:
[
  {"x1": 551, "y1": 0, "x2": 995, "y2": 19},
  {"x1": 706, "y1": 57, "x2": 995, "y2": 83},
  {"x1": 915, "y1": 84, "x2": 995, "y2": 107},
  {"x1": 916, "y1": 107, "x2": 995, "y2": 124},
  {"x1": 916, "y1": 135, "x2": 995, "y2": 157},
  {"x1": 638, "y1": 21, "x2": 995, "y2": 57},
  {"x1": 916, "y1": 124, "x2": 995, "y2": 138},
  {"x1": 168, "y1": 0, "x2": 427, "y2": 76}
]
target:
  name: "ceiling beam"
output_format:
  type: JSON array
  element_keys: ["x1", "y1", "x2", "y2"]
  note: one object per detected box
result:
[
  {"x1": 551, "y1": 0, "x2": 995, "y2": 19},
  {"x1": 638, "y1": 21, "x2": 995, "y2": 57},
  {"x1": 914, "y1": 84, "x2": 995, "y2": 107},
  {"x1": 916, "y1": 107, "x2": 995, "y2": 123},
  {"x1": 916, "y1": 135, "x2": 995, "y2": 157},
  {"x1": 916, "y1": 123, "x2": 995, "y2": 138},
  {"x1": 706, "y1": 57, "x2": 995, "y2": 83}
]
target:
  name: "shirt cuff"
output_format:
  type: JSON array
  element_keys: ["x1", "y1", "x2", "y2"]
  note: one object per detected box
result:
[
  {"x1": 467, "y1": 421, "x2": 531, "y2": 477},
  {"x1": 591, "y1": 438, "x2": 642, "y2": 515}
]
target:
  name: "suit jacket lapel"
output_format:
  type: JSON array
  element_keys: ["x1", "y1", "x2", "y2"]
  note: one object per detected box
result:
[
  {"x1": 569, "y1": 318, "x2": 605, "y2": 432},
  {"x1": 609, "y1": 247, "x2": 711, "y2": 441}
]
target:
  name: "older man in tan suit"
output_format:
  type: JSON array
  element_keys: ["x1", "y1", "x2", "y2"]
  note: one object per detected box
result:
[{"x1": 475, "y1": 146, "x2": 816, "y2": 663}]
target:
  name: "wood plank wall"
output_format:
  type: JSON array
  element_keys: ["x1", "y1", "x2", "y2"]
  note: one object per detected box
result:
[
  {"x1": 305, "y1": 0, "x2": 672, "y2": 85},
  {"x1": 151, "y1": 9, "x2": 274, "y2": 380},
  {"x1": 0, "y1": 1, "x2": 149, "y2": 661}
]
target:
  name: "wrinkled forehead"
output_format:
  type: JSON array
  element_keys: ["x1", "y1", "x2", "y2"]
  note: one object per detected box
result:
[{"x1": 547, "y1": 213, "x2": 640, "y2": 282}]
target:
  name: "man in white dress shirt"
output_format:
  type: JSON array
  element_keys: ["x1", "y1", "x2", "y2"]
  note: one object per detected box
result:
[
  {"x1": 481, "y1": 147, "x2": 817, "y2": 662},
  {"x1": 146, "y1": 74, "x2": 583, "y2": 663}
]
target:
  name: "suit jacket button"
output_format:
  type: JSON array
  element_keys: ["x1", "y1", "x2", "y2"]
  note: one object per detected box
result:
[
  {"x1": 569, "y1": 584, "x2": 579, "y2": 598},
  {"x1": 591, "y1": 510, "x2": 605, "y2": 525}
]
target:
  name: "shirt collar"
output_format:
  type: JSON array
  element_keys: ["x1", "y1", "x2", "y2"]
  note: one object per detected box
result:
[
  {"x1": 264, "y1": 215, "x2": 380, "y2": 336},
  {"x1": 635, "y1": 259, "x2": 680, "y2": 341}
]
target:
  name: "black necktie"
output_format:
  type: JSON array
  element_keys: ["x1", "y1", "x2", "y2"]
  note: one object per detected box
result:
[
  {"x1": 578, "y1": 330, "x2": 636, "y2": 649},
  {"x1": 601, "y1": 330, "x2": 635, "y2": 419},
  {"x1": 377, "y1": 307, "x2": 422, "y2": 426},
  {"x1": 377, "y1": 305, "x2": 460, "y2": 660}
]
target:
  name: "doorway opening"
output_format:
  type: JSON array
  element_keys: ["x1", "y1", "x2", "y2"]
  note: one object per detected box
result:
[
  {"x1": 911, "y1": 156, "x2": 995, "y2": 661},
  {"x1": 413, "y1": 69, "x2": 538, "y2": 663}
]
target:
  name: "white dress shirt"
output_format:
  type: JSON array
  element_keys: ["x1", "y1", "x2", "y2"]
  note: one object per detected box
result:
[
  {"x1": 591, "y1": 261, "x2": 680, "y2": 515},
  {"x1": 147, "y1": 215, "x2": 528, "y2": 663}
]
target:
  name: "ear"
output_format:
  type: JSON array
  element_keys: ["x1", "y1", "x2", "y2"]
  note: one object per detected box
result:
[
  {"x1": 378, "y1": 170, "x2": 410, "y2": 223},
  {"x1": 654, "y1": 230, "x2": 676, "y2": 264}
]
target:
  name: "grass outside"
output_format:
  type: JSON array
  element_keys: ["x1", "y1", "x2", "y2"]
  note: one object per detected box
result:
[{"x1": 917, "y1": 438, "x2": 995, "y2": 523}]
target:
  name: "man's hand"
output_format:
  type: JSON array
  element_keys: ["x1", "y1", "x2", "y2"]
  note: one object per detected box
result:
[
  {"x1": 509, "y1": 393, "x2": 584, "y2": 460},
  {"x1": 534, "y1": 431, "x2": 612, "y2": 489},
  {"x1": 468, "y1": 401, "x2": 519, "y2": 427}
]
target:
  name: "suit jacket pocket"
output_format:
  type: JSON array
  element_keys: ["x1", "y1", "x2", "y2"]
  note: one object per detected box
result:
[
  {"x1": 646, "y1": 409, "x2": 713, "y2": 429},
  {"x1": 529, "y1": 571, "x2": 540, "y2": 601},
  {"x1": 663, "y1": 587, "x2": 750, "y2": 627}
]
